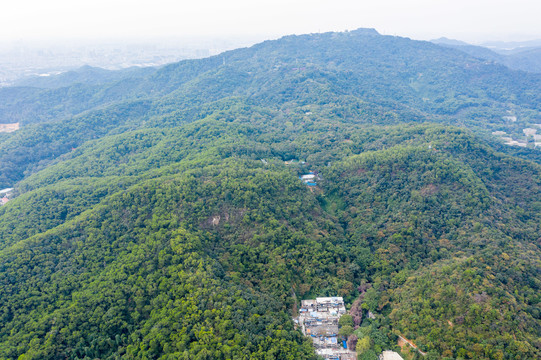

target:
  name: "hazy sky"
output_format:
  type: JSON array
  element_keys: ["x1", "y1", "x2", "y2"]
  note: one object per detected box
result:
[{"x1": 1, "y1": 0, "x2": 540, "y2": 43}]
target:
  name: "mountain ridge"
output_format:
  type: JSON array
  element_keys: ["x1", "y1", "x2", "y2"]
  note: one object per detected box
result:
[{"x1": 431, "y1": 37, "x2": 541, "y2": 73}]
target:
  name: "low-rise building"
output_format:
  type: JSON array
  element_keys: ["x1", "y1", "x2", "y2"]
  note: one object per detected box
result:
[
  {"x1": 316, "y1": 297, "x2": 347, "y2": 315},
  {"x1": 300, "y1": 172, "x2": 320, "y2": 186},
  {"x1": 301, "y1": 174, "x2": 316, "y2": 181},
  {"x1": 296, "y1": 296, "x2": 355, "y2": 360},
  {"x1": 0, "y1": 188, "x2": 13, "y2": 206}
]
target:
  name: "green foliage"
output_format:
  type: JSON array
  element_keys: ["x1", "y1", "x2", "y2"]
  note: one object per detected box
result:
[
  {"x1": 0, "y1": 160, "x2": 353, "y2": 359},
  {"x1": 2, "y1": 29, "x2": 541, "y2": 188},
  {"x1": 0, "y1": 29, "x2": 540, "y2": 360},
  {"x1": 359, "y1": 349, "x2": 378, "y2": 360},
  {"x1": 356, "y1": 336, "x2": 371, "y2": 355},
  {"x1": 339, "y1": 314, "x2": 354, "y2": 328},
  {"x1": 339, "y1": 326, "x2": 354, "y2": 337}
]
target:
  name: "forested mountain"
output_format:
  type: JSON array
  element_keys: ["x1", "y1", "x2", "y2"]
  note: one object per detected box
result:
[
  {"x1": 432, "y1": 37, "x2": 541, "y2": 74},
  {"x1": 0, "y1": 29, "x2": 539, "y2": 360},
  {"x1": 3, "y1": 29, "x2": 541, "y2": 128},
  {"x1": 3, "y1": 29, "x2": 541, "y2": 189},
  {"x1": 10, "y1": 65, "x2": 155, "y2": 89},
  {"x1": 503, "y1": 47, "x2": 541, "y2": 74}
]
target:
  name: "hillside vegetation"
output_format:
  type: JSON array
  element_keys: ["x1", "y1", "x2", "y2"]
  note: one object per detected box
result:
[{"x1": 0, "y1": 29, "x2": 539, "y2": 360}]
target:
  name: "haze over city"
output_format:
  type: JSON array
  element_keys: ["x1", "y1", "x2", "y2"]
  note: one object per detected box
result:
[
  {"x1": 1, "y1": 0, "x2": 540, "y2": 43},
  {"x1": 1, "y1": 0, "x2": 539, "y2": 87}
]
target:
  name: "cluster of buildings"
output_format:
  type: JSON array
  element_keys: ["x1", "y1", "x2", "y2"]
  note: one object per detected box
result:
[
  {"x1": 492, "y1": 126, "x2": 541, "y2": 148},
  {"x1": 295, "y1": 297, "x2": 356, "y2": 360}
]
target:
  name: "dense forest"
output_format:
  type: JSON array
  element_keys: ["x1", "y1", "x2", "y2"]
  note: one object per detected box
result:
[{"x1": 0, "y1": 29, "x2": 539, "y2": 359}]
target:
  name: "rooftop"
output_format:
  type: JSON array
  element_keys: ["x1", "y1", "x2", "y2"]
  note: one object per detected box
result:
[{"x1": 380, "y1": 351, "x2": 404, "y2": 360}]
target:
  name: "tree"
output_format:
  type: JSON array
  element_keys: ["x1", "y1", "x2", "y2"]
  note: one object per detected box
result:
[
  {"x1": 339, "y1": 314, "x2": 354, "y2": 328},
  {"x1": 339, "y1": 325, "x2": 354, "y2": 337},
  {"x1": 359, "y1": 349, "x2": 378, "y2": 360},
  {"x1": 347, "y1": 334, "x2": 358, "y2": 351},
  {"x1": 356, "y1": 336, "x2": 371, "y2": 356}
]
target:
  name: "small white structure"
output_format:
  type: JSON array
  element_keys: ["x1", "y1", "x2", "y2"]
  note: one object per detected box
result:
[
  {"x1": 379, "y1": 351, "x2": 404, "y2": 360},
  {"x1": 504, "y1": 140, "x2": 527, "y2": 147},
  {"x1": 503, "y1": 115, "x2": 517, "y2": 122},
  {"x1": 0, "y1": 188, "x2": 13, "y2": 195},
  {"x1": 0, "y1": 123, "x2": 19, "y2": 133}
]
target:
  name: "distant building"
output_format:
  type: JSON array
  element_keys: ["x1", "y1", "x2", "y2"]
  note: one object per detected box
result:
[
  {"x1": 300, "y1": 173, "x2": 320, "y2": 186},
  {"x1": 0, "y1": 188, "x2": 13, "y2": 196},
  {"x1": 503, "y1": 115, "x2": 517, "y2": 122},
  {"x1": 0, "y1": 188, "x2": 14, "y2": 205},
  {"x1": 504, "y1": 140, "x2": 527, "y2": 147},
  {"x1": 0, "y1": 123, "x2": 19, "y2": 133}
]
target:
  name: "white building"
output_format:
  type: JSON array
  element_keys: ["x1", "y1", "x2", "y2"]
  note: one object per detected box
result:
[
  {"x1": 379, "y1": 351, "x2": 404, "y2": 360},
  {"x1": 0, "y1": 188, "x2": 13, "y2": 195}
]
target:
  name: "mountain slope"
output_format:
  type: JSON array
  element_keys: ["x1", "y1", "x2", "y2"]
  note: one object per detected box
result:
[
  {"x1": 432, "y1": 38, "x2": 541, "y2": 74},
  {"x1": 2, "y1": 29, "x2": 541, "y2": 189},
  {"x1": 1, "y1": 120, "x2": 540, "y2": 359},
  {"x1": 0, "y1": 160, "x2": 350, "y2": 359},
  {"x1": 0, "y1": 30, "x2": 540, "y2": 360},
  {"x1": 2, "y1": 29, "x2": 541, "y2": 127}
]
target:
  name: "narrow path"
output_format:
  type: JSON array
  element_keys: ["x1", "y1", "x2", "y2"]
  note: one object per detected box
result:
[{"x1": 398, "y1": 335, "x2": 427, "y2": 356}]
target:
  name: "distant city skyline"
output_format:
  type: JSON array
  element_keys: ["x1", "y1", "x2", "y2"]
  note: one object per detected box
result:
[{"x1": 0, "y1": 0, "x2": 540, "y2": 44}]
